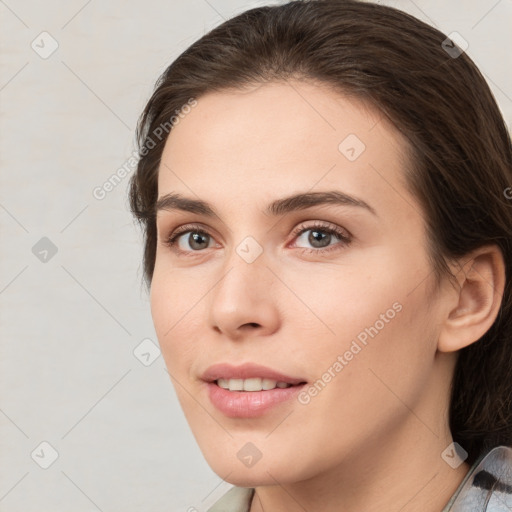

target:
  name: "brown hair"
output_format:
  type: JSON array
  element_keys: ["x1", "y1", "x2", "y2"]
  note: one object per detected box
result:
[{"x1": 128, "y1": 0, "x2": 512, "y2": 465}]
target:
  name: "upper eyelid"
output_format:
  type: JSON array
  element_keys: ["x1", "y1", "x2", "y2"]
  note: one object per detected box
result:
[
  {"x1": 167, "y1": 222, "x2": 219, "y2": 241},
  {"x1": 168, "y1": 220, "x2": 343, "y2": 236}
]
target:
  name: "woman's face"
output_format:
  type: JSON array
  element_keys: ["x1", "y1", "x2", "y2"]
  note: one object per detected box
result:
[{"x1": 150, "y1": 80, "x2": 455, "y2": 486}]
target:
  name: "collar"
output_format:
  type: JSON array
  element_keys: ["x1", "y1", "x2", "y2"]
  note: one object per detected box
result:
[{"x1": 444, "y1": 445, "x2": 512, "y2": 511}]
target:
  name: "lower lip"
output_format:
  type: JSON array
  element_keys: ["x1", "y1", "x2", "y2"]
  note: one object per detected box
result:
[{"x1": 205, "y1": 381, "x2": 306, "y2": 418}]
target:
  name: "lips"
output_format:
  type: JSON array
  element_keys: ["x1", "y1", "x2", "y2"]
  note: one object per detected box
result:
[
  {"x1": 201, "y1": 362, "x2": 308, "y2": 418},
  {"x1": 201, "y1": 362, "x2": 307, "y2": 386}
]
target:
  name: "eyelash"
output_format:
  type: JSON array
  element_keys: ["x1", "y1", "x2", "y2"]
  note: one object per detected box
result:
[{"x1": 163, "y1": 221, "x2": 352, "y2": 257}]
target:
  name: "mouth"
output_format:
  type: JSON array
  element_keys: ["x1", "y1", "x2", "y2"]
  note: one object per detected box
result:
[{"x1": 201, "y1": 363, "x2": 308, "y2": 418}]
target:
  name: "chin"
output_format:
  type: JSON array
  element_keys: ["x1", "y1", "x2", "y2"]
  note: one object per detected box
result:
[
  {"x1": 205, "y1": 450, "x2": 313, "y2": 487},
  {"x1": 223, "y1": 473, "x2": 274, "y2": 487}
]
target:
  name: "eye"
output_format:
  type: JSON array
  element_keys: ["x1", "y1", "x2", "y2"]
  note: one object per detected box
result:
[
  {"x1": 290, "y1": 221, "x2": 352, "y2": 255},
  {"x1": 162, "y1": 224, "x2": 215, "y2": 256},
  {"x1": 162, "y1": 221, "x2": 352, "y2": 257}
]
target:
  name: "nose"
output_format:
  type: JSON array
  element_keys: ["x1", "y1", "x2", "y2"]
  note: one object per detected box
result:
[{"x1": 207, "y1": 245, "x2": 280, "y2": 340}]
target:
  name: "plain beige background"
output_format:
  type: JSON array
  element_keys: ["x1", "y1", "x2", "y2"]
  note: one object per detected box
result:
[{"x1": 1, "y1": 0, "x2": 511, "y2": 510}]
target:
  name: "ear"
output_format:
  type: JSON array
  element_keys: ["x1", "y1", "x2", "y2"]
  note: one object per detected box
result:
[{"x1": 437, "y1": 244, "x2": 506, "y2": 353}]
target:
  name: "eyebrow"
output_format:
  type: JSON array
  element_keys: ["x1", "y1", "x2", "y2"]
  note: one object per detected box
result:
[{"x1": 155, "y1": 190, "x2": 377, "y2": 218}]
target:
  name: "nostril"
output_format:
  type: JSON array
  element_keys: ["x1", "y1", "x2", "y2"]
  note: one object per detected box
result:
[{"x1": 241, "y1": 322, "x2": 260, "y2": 329}]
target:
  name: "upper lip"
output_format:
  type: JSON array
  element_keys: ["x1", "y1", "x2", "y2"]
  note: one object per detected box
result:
[{"x1": 201, "y1": 363, "x2": 307, "y2": 385}]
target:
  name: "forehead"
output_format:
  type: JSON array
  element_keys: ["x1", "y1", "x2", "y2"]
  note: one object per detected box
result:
[{"x1": 157, "y1": 80, "x2": 415, "y2": 220}]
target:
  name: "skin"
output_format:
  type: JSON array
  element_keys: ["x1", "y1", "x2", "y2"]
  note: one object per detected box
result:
[{"x1": 150, "y1": 80, "x2": 505, "y2": 512}]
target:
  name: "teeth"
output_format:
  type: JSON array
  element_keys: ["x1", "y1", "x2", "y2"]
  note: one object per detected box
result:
[{"x1": 216, "y1": 378, "x2": 293, "y2": 391}]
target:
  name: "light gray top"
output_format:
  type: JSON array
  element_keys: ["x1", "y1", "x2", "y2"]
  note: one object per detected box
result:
[{"x1": 207, "y1": 445, "x2": 512, "y2": 512}]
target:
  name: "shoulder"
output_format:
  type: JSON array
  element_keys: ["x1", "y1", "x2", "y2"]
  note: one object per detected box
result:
[
  {"x1": 447, "y1": 445, "x2": 512, "y2": 511},
  {"x1": 206, "y1": 486, "x2": 255, "y2": 512}
]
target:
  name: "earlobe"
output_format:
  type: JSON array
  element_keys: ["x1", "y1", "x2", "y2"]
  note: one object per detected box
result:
[{"x1": 437, "y1": 245, "x2": 506, "y2": 353}]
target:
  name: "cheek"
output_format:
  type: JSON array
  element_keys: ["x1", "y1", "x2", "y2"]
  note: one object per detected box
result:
[
  {"x1": 286, "y1": 249, "x2": 436, "y2": 408},
  {"x1": 277, "y1": 252, "x2": 405, "y2": 346},
  {"x1": 149, "y1": 268, "x2": 201, "y2": 376}
]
